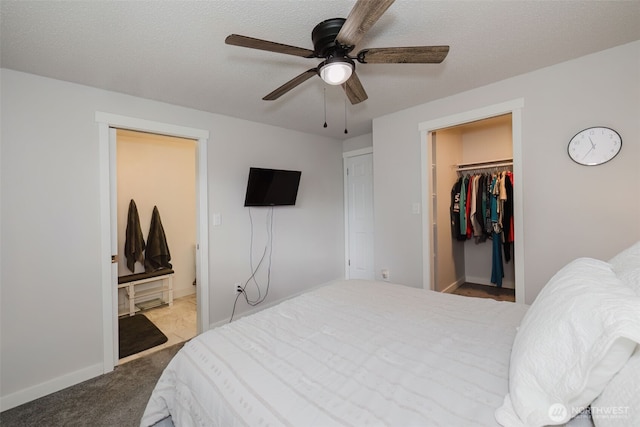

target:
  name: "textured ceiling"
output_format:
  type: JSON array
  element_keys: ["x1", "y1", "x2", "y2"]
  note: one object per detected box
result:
[{"x1": 2, "y1": 1, "x2": 639, "y2": 140}]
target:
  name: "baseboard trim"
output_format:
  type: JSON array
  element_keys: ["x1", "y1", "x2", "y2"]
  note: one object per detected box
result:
[
  {"x1": 0, "y1": 363, "x2": 103, "y2": 412},
  {"x1": 209, "y1": 290, "x2": 309, "y2": 330},
  {"x1": 173, "y1": 288, "x2": 196, "y2": 300},
  {"x1": 209, "y1": 280, "x2": 339, "y2": 330},
  {"x1": 465, "y1": 275, "x2": 515, "y2": 289},
  {"x1": 441, "y1": 278, "x2": 465, "y2": 294},
  {"x1": 209, "y1": 298, "x2": 286, "y2": 330}
]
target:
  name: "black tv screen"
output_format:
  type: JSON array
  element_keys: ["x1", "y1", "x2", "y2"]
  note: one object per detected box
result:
[{"x1": 244, "y1": 167, "x2": 302, "y2": 207}]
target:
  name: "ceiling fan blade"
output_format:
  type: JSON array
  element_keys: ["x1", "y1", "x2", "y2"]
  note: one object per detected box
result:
[
  {"x1": 337, "y1": 0, "x2": 395, "y2": 47},
  {"x1": 357, "y1": 46, "x2": 450, "y2": 64},
  {"x1": 225, "y1": 34, "x2": 315, "y2": 58},
  {"x1": 263, "y1": 69, "x2": 318, "y2": 101},
  {"x1": 342, "y1": 71, "x2": 368, "y2": 104}
]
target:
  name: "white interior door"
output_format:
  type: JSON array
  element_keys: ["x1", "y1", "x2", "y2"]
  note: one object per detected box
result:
[
  {"x1": 346, "y1": 152, "x2": 374, "y2": 279},
  {"x1": 109, "y1": 127, "x2": 119, "y2": 363}
]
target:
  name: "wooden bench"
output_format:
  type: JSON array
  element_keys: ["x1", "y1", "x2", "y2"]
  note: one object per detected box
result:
[{"x1": 118, "y1": 269, "x2": 174, "y2": 316}]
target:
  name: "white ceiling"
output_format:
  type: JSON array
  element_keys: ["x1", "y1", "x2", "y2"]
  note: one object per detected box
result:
[{"x1": 2, "y1": 1, "x2": 639, "y2": 140}]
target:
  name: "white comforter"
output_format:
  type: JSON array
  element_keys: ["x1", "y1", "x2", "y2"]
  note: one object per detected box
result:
[{"x1": 141, "y1": 280, "x2": 528, "y2": 427}]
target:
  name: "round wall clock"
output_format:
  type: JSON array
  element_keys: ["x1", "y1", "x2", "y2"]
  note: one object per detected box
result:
[{"x1": 568, "y1": 126, "x2": 622, "y2": 166}]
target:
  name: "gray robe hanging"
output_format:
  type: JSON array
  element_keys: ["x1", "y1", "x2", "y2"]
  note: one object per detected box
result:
[
  {"x1": 144, "y1": 206, "x2": 172, "y2": 272},
  {"x1": 124, "y1": 199, "x2": 145, "y2": 273}
]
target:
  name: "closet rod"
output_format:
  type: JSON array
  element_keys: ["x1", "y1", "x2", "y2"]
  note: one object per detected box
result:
[{"x1": 455, "y1": 158, "x2": 513, "y2": 172}]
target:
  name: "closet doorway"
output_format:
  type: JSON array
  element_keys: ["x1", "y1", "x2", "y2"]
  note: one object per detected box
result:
[
  {"x1": 433, "y1": 115, "x2": 515, "y2": 293},
  {"x1": 419, "y1": 99, "x2": 525, "y2": 304},
  {"x1": 115, "y1": 129, "x2": 197, "y2": 363}
]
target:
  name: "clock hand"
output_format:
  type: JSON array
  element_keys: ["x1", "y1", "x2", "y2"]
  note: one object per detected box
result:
[
  {"x1": 588, "y1": 136, "x2": 596, "y2": 149},
  {"x1": 583, "y1": 146, "x2": 594, "y2": 160}
]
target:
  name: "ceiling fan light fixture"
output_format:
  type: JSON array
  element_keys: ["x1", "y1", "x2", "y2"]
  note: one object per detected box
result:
[{"x1": 319, "y1": 57, "x2": 354, "y2": 85}]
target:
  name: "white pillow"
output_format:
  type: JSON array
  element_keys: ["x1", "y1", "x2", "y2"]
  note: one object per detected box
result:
[
  {"x1": 609, "y1": 240, "x2": 640, "y2": 272},
  {"x1": 591, "y1": 346, "x2": 640, "y2": 427},
  {"x1": 495, "y1": 258, "x2": 640, "y2": 427},
  {"x1": 609, "y1": 240, "x2": 640, "y2": 295}
]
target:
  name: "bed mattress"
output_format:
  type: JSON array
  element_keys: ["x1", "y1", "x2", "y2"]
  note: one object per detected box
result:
[{"x1": 141, "y1": 279, "x2": 528, "y2": 426}]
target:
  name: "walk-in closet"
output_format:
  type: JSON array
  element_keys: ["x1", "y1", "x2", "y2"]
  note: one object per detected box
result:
[{"x1": 431, "y1": 114, "x2": 515, "y2": 294}]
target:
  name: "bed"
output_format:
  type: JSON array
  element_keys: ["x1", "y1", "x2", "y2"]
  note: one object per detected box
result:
[{"x1": 141, "y1": 242, "x2": 640, "y2": 427}]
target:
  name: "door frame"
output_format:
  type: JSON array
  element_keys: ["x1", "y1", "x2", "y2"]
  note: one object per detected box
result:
[
  {"x1": 343, "y1": 147, "x2": 374, "y2": 279},
  {"x1": 96, "y1": 112, "x2": 210, "y2": 372},
  {"x1": 418, "y1": 98, "x2": 525, "y2": 303}
]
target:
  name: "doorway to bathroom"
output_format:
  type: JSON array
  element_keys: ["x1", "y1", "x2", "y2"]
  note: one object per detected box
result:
[
  {"x1": 97, "y1": 112, "x2": 210, "y2": 372},
  {"x1": 115, "y1": 129, "x2": 198, "y2": 363}
]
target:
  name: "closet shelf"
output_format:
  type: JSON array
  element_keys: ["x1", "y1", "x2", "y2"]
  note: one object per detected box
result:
[{"x1": 455, "y1": 158, "x2": 513, "y2": 172}]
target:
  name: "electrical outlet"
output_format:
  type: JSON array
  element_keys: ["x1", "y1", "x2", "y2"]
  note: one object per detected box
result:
[{"x1": 235, "y1": 282, "x2": 242, "y2": 293}]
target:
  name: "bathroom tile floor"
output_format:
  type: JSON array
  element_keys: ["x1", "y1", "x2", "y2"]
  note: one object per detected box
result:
[{"x1": 119, "y1": 293, "x2": 197, "y2": 364}]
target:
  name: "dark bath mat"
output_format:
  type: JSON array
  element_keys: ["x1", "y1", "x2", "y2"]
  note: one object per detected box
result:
[{"x1": 119, "y1": 314, "x2": 168, "y2": 359}]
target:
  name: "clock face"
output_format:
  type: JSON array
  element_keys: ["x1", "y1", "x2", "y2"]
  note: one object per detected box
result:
[{"x1": 568, "y1": 127, "x2": 622, "y2": 166}]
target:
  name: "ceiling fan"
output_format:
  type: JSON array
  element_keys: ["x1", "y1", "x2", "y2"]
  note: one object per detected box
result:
[{"x1": 225, "y1": 0, "x2": 449, "y2": 105}]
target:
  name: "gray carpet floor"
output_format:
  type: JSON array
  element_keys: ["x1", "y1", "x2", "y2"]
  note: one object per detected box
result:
[{"x1": 0, "y1": 342, "x2": 184, "y2": 427}]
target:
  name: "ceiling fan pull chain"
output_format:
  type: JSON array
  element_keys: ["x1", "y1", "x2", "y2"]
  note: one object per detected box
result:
[
  {"x1": 344, "y1": 99, "x2": 348, "y2": 134},
  {"x1": 323, "y1": 88, "x2": 328, "y2": 128}
]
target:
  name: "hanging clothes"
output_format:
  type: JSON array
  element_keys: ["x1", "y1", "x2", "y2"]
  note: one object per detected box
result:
[
  {"x1": 483, "y1": 174, "x2": 493, "y2": 239},
  {"x1": 490, "y1": 173, "x2": 504, "y2": 287},
  {"x1": 124, "y1": 199, "x2": 145, "y2": 273},
  {"x1": 489, "y1": 175, "x2": 500, "y2": 231},
  {"x1": 491, "y1": 232, "x2": 504, "y2": 287},
  {"x1": 145, "y1": 206, "x2": 172, "y2": 272},
  {"x1": 449, "y1": 168, "x2": 514, "y2": 288},
  {"x1": 459, "y1": 176, "x2": 468, "y2": 237},
  {"x1": 479, "y1": 174, "x2": 491, "y2": 241},
  {"x1": 470, "y1": 175, "x2": 484, "y2": 241},
  {"x1": 503, "y1": 172, "x2": 514, "y2": 262},
  {"x1": 465, "y1": 175, "x2": 474, "y2": 239},
  {"x1": 450, "y1": 176, "x2": 466, "y2": 241}
]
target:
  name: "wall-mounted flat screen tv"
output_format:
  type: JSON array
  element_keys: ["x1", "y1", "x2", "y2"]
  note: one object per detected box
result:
[{"x1": 244, "y1": 167, "x2": 302, "y2": 207}]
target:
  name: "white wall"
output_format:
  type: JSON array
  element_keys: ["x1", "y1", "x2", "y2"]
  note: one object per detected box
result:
[
  {"x1": 0, "y1": 69, "x2": 344, "y2": 409},
  {"x1": 343, "y1": 132, "x2": 372, "y2": 153},
  {"x1": 460, "y1": 115, "x2": 512, "y2": 164},
  {"x1": 433, "y1": 128, "x2": 464, "y2": 292},
  {"x1": 373, "y1": 40, "x2": 640, "y2": 303},
  {"x1": 206, "y1": 118, "x2": 345, "y2": 318},
  {"x1": 116, "y1": 130, "x2": 197, "y2": 302}
]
